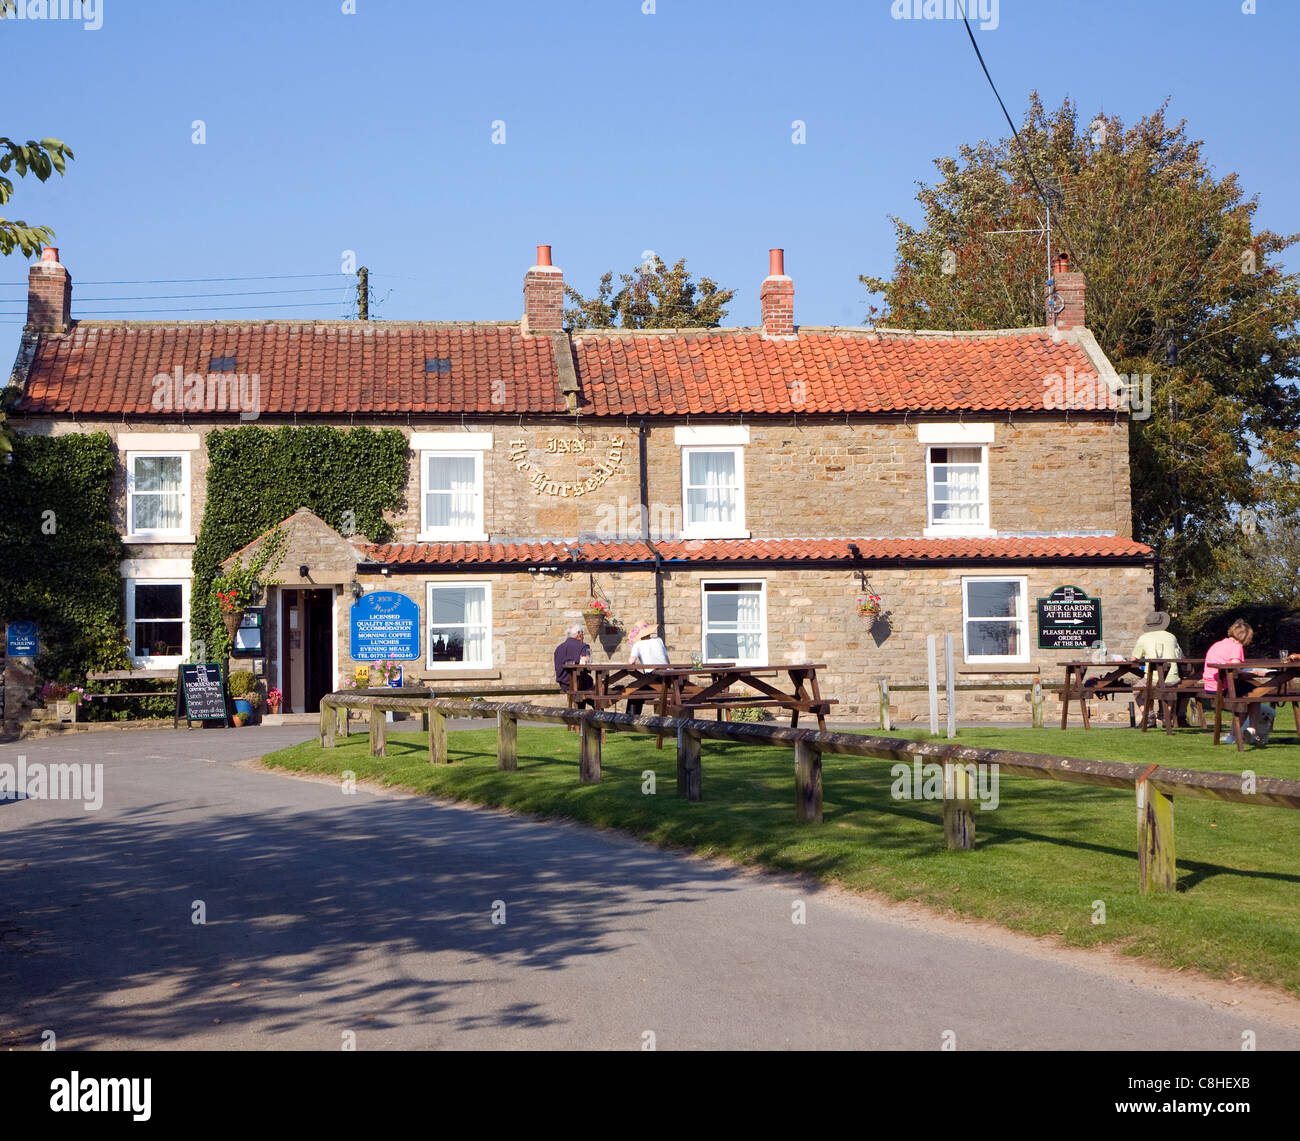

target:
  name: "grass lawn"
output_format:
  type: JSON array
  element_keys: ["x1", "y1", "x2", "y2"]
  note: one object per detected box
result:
[{"x1": 262, "y1": 717, "x2": 1300, "y2": 996}]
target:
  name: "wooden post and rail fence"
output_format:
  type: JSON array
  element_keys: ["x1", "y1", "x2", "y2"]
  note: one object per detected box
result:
[{"x1": 318, "y1": 691, "x2": 1300, "y2": 897}]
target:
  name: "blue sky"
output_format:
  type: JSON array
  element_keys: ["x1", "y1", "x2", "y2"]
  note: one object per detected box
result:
[{"x1": 2, "y1": 0, "x2": 1296, "y2": 366}]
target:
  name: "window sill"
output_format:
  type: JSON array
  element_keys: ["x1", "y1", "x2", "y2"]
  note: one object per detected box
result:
[
  {"x1": 418, "y1": 668, "x2": 501, "y2": 679},
  {"x1": 958, "y1": 666, "x2": 1038, "y2": 674},
  {"x1": 682, "y1": 529, "x2": 751, "y2": 541},
  {"x1": 923, "y1": 527, "x2": 996, "y2": 539},
  {"x1": 126, "y1": 534, "x2": 196, "y2": 545},
  {"x1": 416, "y1": 532, "x2": 489, "y2": 543}
]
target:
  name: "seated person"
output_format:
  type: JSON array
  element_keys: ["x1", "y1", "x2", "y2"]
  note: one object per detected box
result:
[
  {"x1": 1203, "y1": 619, "x2": 1278, "y2": 744},
  {"x1": 554, "y1": 623, "x2": 594, "y2": 732},
  {"x1": 624, "y1": 619, "x2": 669, "y2": 716},
  {"x1": 1132, "y1": 611, "x2": 1186, "y2": 725}
]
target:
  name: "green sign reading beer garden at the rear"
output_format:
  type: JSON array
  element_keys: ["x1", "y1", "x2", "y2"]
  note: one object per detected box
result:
[{"x1": 1037, "y1": 585, "x2": 1102, "y2": 650}]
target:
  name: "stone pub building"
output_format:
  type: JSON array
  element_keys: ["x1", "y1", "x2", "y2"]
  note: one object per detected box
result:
[{"x1": 6, "y1": 244, "x2": 1154, "y2": 721}]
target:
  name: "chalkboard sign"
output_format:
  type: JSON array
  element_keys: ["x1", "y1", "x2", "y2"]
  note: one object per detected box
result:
[
  {"x1": 1037, "y1": 585, "x2": 1103, "y2": 650},
  {"x1": 174, "y1": 663, "x2": 230, "y2": 727}
]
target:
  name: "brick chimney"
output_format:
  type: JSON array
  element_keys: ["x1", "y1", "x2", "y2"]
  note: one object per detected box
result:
[
  {"x1": 522, "y1": 244, "x2": 564, "y2": 335},
  {"x1": 760, "y1": 248, "x2": 794, "y2": 338},
  {"x1": 1048, "y1": 251, "x2": 1085, "y2": 330},
  {"x1": 27, "y1": 246, "x2": 72, "y2": 333}
]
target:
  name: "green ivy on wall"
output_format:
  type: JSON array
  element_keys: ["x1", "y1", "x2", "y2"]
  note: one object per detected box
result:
[
  {"x1": 0, "y1": 432, "x2": 129, "y2": 680},
  {"x1": 191, "y1": 426, "x2": 409, "y2": 657}
]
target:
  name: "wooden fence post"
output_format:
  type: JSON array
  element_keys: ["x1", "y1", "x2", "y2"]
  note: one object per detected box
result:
[
  {"x1": 942, "y1": 760, "x2": 976, "y2": 850},
  {"x1": 369, "y1": 708, "x2": 386, "y2": 758},
  {"x1": 944, "y1": 633, "x2": 956, "y2": 739},
  {"x1": 1031, "y1": 676, "x2": 1044, "y2": 728},
  {"x1": 428, "y1": 708, "x2": 448, "y2": 765},
  {"x1": 878, "y1": 678, "x2": 892, "y2": 732},
  {"x1": 794, "y1": 737, "x2": 823, "y2": 823},
  {"x1": 497, "y1": 710, "x2": 518, "y2": 771},
  {"x1": 927, "y1": 635, "x2": 940, "y2": 736},
  {"x1": 579, "y1": 716, "x2": 601, "y2": 783},
  {"x1": 320, "y1": 701, "x2": 335, "y2": 748},
  {"x1": 1137, "y1": 775, "x2": 1176, "y2": 894},
  {"x1": 676, "y1": 725, "x2": 702, "y2": 802}
]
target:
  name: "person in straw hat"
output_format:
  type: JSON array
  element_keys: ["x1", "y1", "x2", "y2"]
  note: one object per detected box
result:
[
  {"x1": 1132, "y1": 611, "x2": 1185, "y2": 728},
  {"x1": 625, "y1": 620, "x2": 669, "y2": 716}
]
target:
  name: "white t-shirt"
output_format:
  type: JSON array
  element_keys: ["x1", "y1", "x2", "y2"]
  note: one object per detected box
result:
[{"x1": 630, "y1": 637, "x2": 669, "y2": 666}]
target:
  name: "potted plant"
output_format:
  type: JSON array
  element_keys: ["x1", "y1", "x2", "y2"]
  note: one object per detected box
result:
[
  {"x1": 266, "y1": 687, "x2": 283, "y2": 715},
  {"x1": 582, "y1": 599, "x2": 610, "y2": 637},
  {"x1": 227, "y1": 670, "x2": 260, "y2": 726},
  {"x1": 857, "y1": 593, "x2": 883, "y2": 623},
  {"x1": 40, "y1": 680, "x2": 89, "y2": 723}
]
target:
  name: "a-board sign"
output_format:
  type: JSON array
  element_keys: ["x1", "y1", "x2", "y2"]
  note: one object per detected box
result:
[
  {"x1": 174, "y1": 663, "x2": 229, "y2": 727},
  {"x1": 350, "y1": 592, "x2": 419, "y2": 661},
  {"x1": 1037, "y1": 585, "x2": 1102, "y2": 650},
  {"x1": 6, "y1": 620, "x2": 38, "y2": 657}
]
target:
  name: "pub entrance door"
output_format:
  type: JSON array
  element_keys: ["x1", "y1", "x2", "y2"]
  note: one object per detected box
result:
[{"x1": 280, "y1": 587, "x2": 336, "y2": 714}]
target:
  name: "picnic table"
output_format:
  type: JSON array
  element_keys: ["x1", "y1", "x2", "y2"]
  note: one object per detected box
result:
[
  {"x1": 1060, "y1": 659, "x2": 1149, "y2": 729},
  {"x1": 1135, "y1": 657, "x2": 1210, "y2": 734},
  {"x1": 563, "y1": 661, "x2": 836, "y2": 746},
  {"x1": 1212, "y1": 660, "x2": 1300, "y2": 751}
]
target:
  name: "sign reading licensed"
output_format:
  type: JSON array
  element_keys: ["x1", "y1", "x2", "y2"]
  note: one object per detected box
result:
[{"x1": 350, "y1": 592, "x2": 420, "y2": 661}]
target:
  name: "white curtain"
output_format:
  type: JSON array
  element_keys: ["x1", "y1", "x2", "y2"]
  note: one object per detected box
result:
[
  {"x1": 704, "y1": 585, "x2": 762, "y2": 663},
  {"x1": 426, "y1": 455, "x2": 477, "y2": 530},
  {"x1": 687, "y1": 451, "x2": 736, "y2": 525},
  {"x1": 133, "y1": 456, "x2": 183, "y2": 530},
  {"x1": 932, "y1": 447, "x2": 982, "y2": 523},
  {"x1": 430, "y1": 585, "x2": 487, "y2": 664}
]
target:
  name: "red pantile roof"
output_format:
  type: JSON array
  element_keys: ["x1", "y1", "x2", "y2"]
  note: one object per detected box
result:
[
  {"x1": 14, "y1": 321, "x2": 1115, "y2": 417},
  {"x1": 363, "y1": 535, "x2": 1152, "y2": 567},
  {"x1": 16, "y1": 323, "x2": 568, "y2": 416},
  {"x1": 571, "y1": 328, "x2": 1104, "y2": 414}
]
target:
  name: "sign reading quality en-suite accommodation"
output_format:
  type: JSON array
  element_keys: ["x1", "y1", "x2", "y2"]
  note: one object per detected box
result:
[{"x1": 350, "y1": 592, "x2": 420, "y2": 661}]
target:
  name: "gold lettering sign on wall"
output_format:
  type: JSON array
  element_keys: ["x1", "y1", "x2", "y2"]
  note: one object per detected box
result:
[{"x1": 508, "y1": 436, "x2": 625, "y2": 497}]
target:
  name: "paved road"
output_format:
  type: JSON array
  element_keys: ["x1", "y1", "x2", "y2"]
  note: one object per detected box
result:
[{"x1": 2, "y1": 725, "x2": 1297, "y2": 1050}]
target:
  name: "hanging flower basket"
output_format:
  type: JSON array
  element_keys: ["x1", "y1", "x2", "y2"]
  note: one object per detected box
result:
[
  {"x1": 856, "y1": 594, "x2": 882, "y2": 619},
  {"x1": 583, "y1": 600, "x2": 610, "y2": 637},
  {"x1": 222, "y1": 611, "x2": 245, "y2": 644}
]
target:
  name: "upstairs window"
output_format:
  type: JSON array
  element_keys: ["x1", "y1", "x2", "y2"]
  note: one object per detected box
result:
[
  {"x1": 420, "y1": 452, "x2": 484, "y2": 540},
  {"x1": 682, "y1": 447, "x2": 746, "y2": 538},
  {"x1": 926, "y1": 445, "x2": 988, "y2": 532},
  {"x1": 127, "y1": 453, "x2": 190, "y2": 537}
]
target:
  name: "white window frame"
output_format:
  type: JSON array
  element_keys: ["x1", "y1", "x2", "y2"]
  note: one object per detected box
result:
[
  {"x1": 681, "y1": 445, "x2": 749, "y2": 539},
  {"x1": 125, "y1": 451, "x2": 192, "y2": 541},
  {"x1": 418, "y1": 451, "x2": 487, "y2": 541},
  {"x1": 961, "y1": 576, "x2": 1030, "y2": 665},
  {"x1": 125, "y1": 576, "x2": 191, "y2": 669},
  {"x1": 425, "y1": 580, "x2": 493, "y2": 671},
  {"x1": 924, "y1": 444, "x2": 993, "y2": 538},
  {"x1": 700, "y1": 579, "x2": 767, "y2": 667}
]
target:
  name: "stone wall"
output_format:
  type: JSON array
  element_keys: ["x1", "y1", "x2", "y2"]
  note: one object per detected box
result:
[{"x1": 348, "y1": 561, "x2": 1153, "y2": 723}]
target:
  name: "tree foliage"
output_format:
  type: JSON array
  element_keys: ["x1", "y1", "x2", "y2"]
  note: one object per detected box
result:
[
  {"x1": 860, "y1": 94, "x2": 1300, "y2": 633},
  {"x1": 564, "y1": 255, "x2": 734, "y2": 329},
  {"x1": 0, "y1": 135, "x2": 74, "y2": 257}
]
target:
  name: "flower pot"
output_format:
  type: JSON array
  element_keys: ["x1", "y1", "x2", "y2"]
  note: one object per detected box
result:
[
  {"x1": 231, "y1": 713, "x2": 247, "y2": 728},
  {"x1": 55, "y1": 700, "x2": 77, "y2": 723},
  {"x1": 583, "y1": 613, "x2": 604, "y2": 638},
  {"x1": 267, "y1": 702, "x2": 281, "y2": 715},
  {"x1": 223, "y1": 611, "x2": 244, "y2": 644},
  {"x1": 234, "y1": 699, "x2": 253, "y2": 717}
]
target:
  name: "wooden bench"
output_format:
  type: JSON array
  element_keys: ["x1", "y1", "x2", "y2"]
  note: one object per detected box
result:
[{"x1": 85, "y1": 669, "x2": 177, "y2": 705}]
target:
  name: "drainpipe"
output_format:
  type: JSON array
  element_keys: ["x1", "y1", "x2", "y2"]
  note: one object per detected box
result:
[{"x1": 639, "y1": 417, "x2": 665, "y2": 635}]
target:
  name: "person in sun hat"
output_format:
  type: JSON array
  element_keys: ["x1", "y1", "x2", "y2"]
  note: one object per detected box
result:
[
  {"x1": 1132, "y1": 610, "x2": 1186, "y2": 728},
  {"x1": 625, "y1": 620, "x2": 669, "y2": 716}
]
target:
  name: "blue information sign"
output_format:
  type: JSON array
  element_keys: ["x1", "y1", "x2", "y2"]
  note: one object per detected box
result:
[
  {"x1": 6, "y1": 620, "x2": 38, "y2": 657},
  {"x1": 350, "y1": 592, "x2": 420, "y2": 661}
]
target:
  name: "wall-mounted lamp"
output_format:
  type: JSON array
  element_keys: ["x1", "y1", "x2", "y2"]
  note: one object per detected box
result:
[
  {"x1": 350, "y1": 578, "x2": 363, "y2": 601},
  {"x1": 847, "y1": 543, "x2": 861, "y2": 559},
  {"x1": 298, "y1": 564, "x2": 310, "y2": 578},
  {"x1": 381, "y1": 566, "x2": 390, "y2": 577}
]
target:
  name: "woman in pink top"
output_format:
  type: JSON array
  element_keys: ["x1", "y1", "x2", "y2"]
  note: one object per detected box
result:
[{"x1": 1203, "y1": 619, "x2": 1294, "y2": 743}]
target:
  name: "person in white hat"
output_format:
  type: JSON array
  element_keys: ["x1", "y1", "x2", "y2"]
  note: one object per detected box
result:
[
  {"x1": 1132, "y1": 611, "x2": 1185, "y2": 727},
  {"x1": 625, "y1": 620, "x2": 669, "y2": 716}
]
